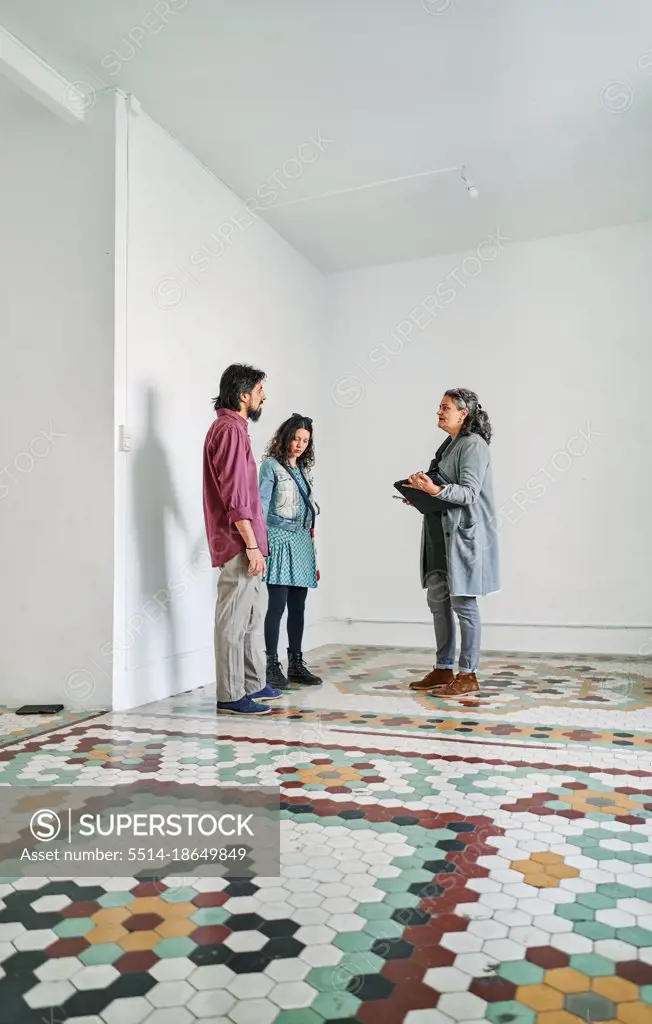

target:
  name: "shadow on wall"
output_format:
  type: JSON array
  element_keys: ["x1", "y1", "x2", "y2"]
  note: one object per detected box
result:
[{"x1": 131, "y1": 385, "x2": 190, "y2": 701}]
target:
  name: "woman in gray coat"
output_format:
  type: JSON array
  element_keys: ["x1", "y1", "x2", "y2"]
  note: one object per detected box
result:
[{"x1": 405, "y1": 388, "x2": 499, "y2": 698}]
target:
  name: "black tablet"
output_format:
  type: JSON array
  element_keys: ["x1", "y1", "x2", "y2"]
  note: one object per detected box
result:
[{"x1": 393, "y1": 479, "x2": 449, "y2": 515}]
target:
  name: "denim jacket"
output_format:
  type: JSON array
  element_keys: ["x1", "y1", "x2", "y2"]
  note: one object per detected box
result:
[{"x1": 259, "y1": 457, "x2": 320, "y2": 533}]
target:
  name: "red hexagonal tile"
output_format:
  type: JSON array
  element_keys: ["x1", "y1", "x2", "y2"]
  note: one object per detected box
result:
[
  {"x1": 191, "y1": 925, "x2": 230, "y2": 946},
  {"x1": 470, "y1": 976, "x2": 517, "y2": 1003},
  {"x1": 124, "y1": 913, "x2": 164, "y2": 932},
  {"x1": 616, "y1": 960, "x2": 652, "y2": 985},
  {"x1": 526, "y1": 946, "x2": 570, "y2": 969},
  {"x1": 115, "y1": 950, "x2": 159, "y2": 974}
]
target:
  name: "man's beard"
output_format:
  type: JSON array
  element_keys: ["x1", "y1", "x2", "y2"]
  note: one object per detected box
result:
[{"x1": 248, "y1": 404, "x2": 263, "y2": 422}]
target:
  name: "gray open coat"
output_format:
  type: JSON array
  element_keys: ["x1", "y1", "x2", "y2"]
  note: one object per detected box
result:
[{"x1": 420, "y1": 433, "x2": 500, "y2": 597}]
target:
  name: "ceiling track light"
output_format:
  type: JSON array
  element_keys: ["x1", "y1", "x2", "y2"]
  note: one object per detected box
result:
[{"x1": 460, "y1": 166, "x2": 479, "y2": 198}]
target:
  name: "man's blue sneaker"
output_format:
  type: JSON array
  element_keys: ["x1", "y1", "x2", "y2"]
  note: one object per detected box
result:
[
  {"x1": 250, "y1": 685, "x2": 284, "y2": 702},
  {"x1": 216, "y1": 696, "x2": 271, "y2": 715}
]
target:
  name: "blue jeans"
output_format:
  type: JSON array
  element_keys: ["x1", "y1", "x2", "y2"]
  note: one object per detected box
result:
[{"x1": 426, "y1": 571, "x2": 481, "y2": 673}]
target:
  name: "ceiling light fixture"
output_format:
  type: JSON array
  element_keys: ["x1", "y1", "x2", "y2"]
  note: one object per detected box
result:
[{"x1": 460, "y1": 166, "x2": 479, "y2": 198}]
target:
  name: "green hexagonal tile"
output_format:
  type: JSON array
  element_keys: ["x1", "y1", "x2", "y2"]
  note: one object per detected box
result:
[
  {"x1": 616, "y1": 926, "x2": 652, "y2": 947},
  {"x1": 362, "y1": 918, "x2": 403, "y2": 940},
  {"x1": 498, "y1": 961, "x2": 545, "y2": 985},
  {"x1": 558, "y1": 904, "x2": 594, "y2": 922},
  {"x1": 273, "y1": 1011, "x2": 322, "y2": 1024},
  {"x1": 334, "y1": 931, "x2": 374, "y2": 953},
  {"x1": 154, "y1": 937, "x2": 197, "y2": 958},
  {"x1": 569, "y1": 953, "x2": 615, "y2": 977},
  {"x1": 190, "y1": 907, "x2": 228, "y2": 926},
  {"x1": 97, "y1": 891, "x2": 134, "y2": 908},
  {"x1": 382, "y1": 891, "x2": 420, "y2": 909},
  {"x1": 357, "y1": 902, "x2": 394, "y2": 921},
  {"x1": 54, "y1": 917, "x2": 95, "y2": 938},
  {"x1": 310, "y1": 989, "x2": 362, "y2": 1020},
  {"x1": 574, "y1": 920, "x2": 616, "y2": 941},
  {"x1": 577, "y1": 891, "x2": 615, "y2": 911},
  {"x1": 487, "y1": 1000, "x2": 536, "y2": 1024},
  {"x1": 79, "y1": 943, "x2": 124, "y2": 966},
  {"x1": 641, "y1": 984, "x2": 652, "y2": 1004},
  {"x1": 160, "y1": 887, "x2": 197, "y2": 904}
]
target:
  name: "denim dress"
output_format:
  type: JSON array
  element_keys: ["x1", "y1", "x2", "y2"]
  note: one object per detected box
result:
[{"x1": 265, "y1": 466, "x2": 318, "y2": 588}]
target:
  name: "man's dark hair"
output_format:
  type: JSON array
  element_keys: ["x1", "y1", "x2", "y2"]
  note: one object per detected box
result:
[{"x1": 213, "y1": 363, "x2": 266, "y2": 412}]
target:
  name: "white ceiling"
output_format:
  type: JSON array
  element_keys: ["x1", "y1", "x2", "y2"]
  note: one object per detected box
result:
[{"x1": 2, "y1": 0, "x2": 652, "y2": 272}]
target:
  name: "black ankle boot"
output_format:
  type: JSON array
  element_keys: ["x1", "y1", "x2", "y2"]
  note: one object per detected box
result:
[
  {"x1": 287, "y1": 650, "x2": 322, "y2": 686},
  {"x1": 266, "y1": 652, "x2": 289, "y2": 689}
]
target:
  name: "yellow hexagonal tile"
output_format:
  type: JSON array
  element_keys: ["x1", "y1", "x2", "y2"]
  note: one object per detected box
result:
[
  {"x1": 545, "y1": 968, "x2": 589, "y2": 994},
  {"x1": 87, "y1": 924, "x2": 128, "y2": 945},
  {"x1": 511, "y1": 859, "x2": 541, "y2": 874},
  {"x1": 119, "y1": 930, "x2": 161, "y2": 951},
  {"x1": 127, "y1": 897, "x2": 166, "y2": 915},
  {"x1": 539, "y1": 1012, "x2": 596, "y2": 1024},
  {"x1": 531, "y1": 852, "x2": 562, "y2": 865},
  {"x1": 91, "y1": 907, "x2": 130, "y2": 926},
  {"x1": 548, "y1": 864, "x2": 579, "y2": 880},
  {"x1": 618, "y1": 1002, "x2": 652, "y2": 1024},
  {"x1": 527, "y1": 874, "x2": 561, "y2": 889},
  {"x1": 516, "y1": 984, "x2": 564, "y2": 1012},
  {"x1": 157, "y1": 902, "x2": 196, "y2": 920},
  {"x1": 155, "y1": 917, "x2": 196, "y2": 938},
  {"x1": 593, "y1": 975, "x2": 639, "y2": 1004}
]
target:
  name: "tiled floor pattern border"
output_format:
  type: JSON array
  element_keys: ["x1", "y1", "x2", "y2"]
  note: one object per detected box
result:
[{"x1": 0, "y1": 646, "x2": 651, "y2": 1023}]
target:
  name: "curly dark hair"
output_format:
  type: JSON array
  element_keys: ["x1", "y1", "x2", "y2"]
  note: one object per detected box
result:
[
  {"x1": 445, "y1": 388, "x2": 492, "y2": 444},
  {"x1": 264, "y1": 414, "x2": 315, "y2": 469}
]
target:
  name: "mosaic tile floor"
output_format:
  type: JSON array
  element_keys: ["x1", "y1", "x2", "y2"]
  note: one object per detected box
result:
[
  {"x1": 0, "y1": 709, "x2": 103, "y2": 749},
  {"x1": 1, "y1": 644, "x2": 652, "y2": 1023}
]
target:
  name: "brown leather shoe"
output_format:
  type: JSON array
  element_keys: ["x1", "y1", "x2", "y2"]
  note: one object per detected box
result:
[
  {"x1": 437, "y1": 673, "x2": 480, "y2": 698},
  {"x1": 409, "y1": 668, "x2": 455, "y2": 691}
]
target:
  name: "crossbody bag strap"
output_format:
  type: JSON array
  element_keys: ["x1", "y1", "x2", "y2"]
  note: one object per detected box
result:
[{"x1": 285, "y1": 465, "x2": 316, "y2": 529}]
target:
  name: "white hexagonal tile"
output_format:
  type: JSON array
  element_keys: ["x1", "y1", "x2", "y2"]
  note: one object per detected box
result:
[
  {"x1": 467, "y1": 919, "x2": 508, "y2": 941},
  {"x1": 269, "y1": 980, "x2": 316, "y2": 1009},
  {"x1": 329, "y1": 913, "x2": 365, "y2": 933},
  {"x1": 229, "y1": 998, "x2": 277, "y2": 1024},
  {"x1": 256, "y1": 901, "x2": 296, "y2": 921},
  {"x1": 150, "y1": 957, "x2": 196, "y2": 982},
  {"x1": 265, "y1": 957, "x2": 311, "y2": 982},
  {"x1": 299, "y1": 943, "x2": 343, "y2": 967},
  {"x1": 25, "y1": 979, "x2": 76, "y2": 1009},
  {"x1": 14, "y1": 928, "x2": 56, "y2": 950},
  {"x1": 293, "y1": 907, "x2": 330, "y2": 927},
  {"x1": 139, "y1": 1010, "x2": 194, "y2": 1024},
  {"x1": 287, "y1": 892, "x2": 323, "y2": 909},
  {"x1": 424, "y1": 966, "x2": 471, "y2": 993},
  {"x1": 441, "y1": 932, "x2": 483, "y2": 954},
  {"x1": 438, "y1": 990, "x2": 488, "y2": 1022},
  {"x1": 31, "y1": 894, "x2": 72, "y2": 913},
  {"x1": 228, "y1": 973, "x2": 274, "y2": 1000},
  {"x1": 147, "y1": 980, "x2": 195, "y2": 1008},
  {"x1": 454, "y1": 951, "x2": 496, "y2": 977},
  {"x1": 552, "y1": 931, "x2": 593, "y2": 955},
  {"x1": 188, "y1": 964, "x2": 236, "y2": 990},
  {"x1": 188, "y1": 988, "x2": 235, "y2": 1018},
  {"x1": 596, "y1": 907, "x2": 636, "y2": 928},
  {"x1": 224, "y1": 930, "x2": 267, "y2": 952},
  {"x1": 73, "y1": 964, "x2": 120, "y2": 990},
  {"x1": 35, "y1": 956, "x2": 82, "y2": 982},
  {"x1": 296, "y1": 924, "x2": 336, "y2": 946},
  {"x1": 0, "y1": 923, "x2": 26, "y2": 943}
]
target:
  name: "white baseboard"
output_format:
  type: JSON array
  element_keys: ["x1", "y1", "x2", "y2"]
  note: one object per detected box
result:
[
  {"x1": 331, "y1": 618, "x2": 652, "y2": 657},
  {"x1": 112, "y1": 616, "x2": 650, "y2": 708},
  {"x1": 113, "y1": 618, "x2": 338, "y2": 711},
  {"x1": 113, "y1": 646, "x2": 214, "y2": 711}
]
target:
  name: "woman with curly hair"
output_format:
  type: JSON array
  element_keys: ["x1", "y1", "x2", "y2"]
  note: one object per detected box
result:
[
  {"x1": 258, "y1": 414, "x2": 322, "y2": 689},
  {"x1": 404, "y1": 388, "x2": 500, "y2": 698}
]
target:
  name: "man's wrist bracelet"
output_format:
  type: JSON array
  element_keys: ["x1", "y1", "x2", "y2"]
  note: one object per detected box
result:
[{"x1": 246, "y1": 546, "x2": 259, "y2": 551}]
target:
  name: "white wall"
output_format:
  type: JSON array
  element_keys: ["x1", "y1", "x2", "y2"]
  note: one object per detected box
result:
[
  {"x1": 114, "y1": 101, "x2": 328, "y2": 711},
  {"x1": 323, "y1": 221, "x2": 652, "y2": 654},
  {"x1": 0, "y1": 77, "x2": 116, "y2": 707}
]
